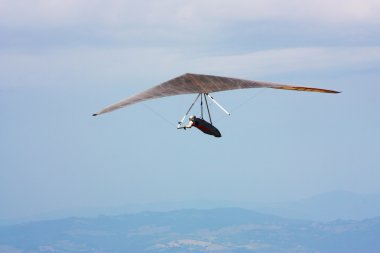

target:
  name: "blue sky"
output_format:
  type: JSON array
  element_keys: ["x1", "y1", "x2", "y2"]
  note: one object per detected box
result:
[{"x1": 1, "y1": 0, "x2": 380, "y2": 221}]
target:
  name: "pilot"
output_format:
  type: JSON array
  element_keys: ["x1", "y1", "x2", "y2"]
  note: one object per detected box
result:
[{"x1": 182, "y1": 115, "x2": 222, "y2": 138}]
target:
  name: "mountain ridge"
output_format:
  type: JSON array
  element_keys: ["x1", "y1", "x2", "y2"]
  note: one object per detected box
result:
[
  {"x1": 1, "y1": 207, "x2": 380, "y2": 253},
  {"x1": 2, "y1": 190, "x2": 380, "y2": 226}
]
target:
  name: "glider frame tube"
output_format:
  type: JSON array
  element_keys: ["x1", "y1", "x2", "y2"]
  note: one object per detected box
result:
[
  {"x1": 206, "y1": 94, "x2": 231, "y2": 115},
  {"x1": 177, "y1": 93, "x2": 201, "y2": 128},
  {"x1": 177, "y1": 93, "x2": 231, "y2": 129}
]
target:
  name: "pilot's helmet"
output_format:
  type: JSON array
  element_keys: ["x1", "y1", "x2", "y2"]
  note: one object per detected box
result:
[{"x1": 189, "y1": 115, "x2": 196, "y2": 121}]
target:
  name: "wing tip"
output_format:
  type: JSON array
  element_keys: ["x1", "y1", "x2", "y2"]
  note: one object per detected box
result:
[
  {"x1": 327, "y1": 90, "x2": 341, "y2": 94},
  {"x1": 271, "y1": 86, "x2": 341, "y2": 94}
]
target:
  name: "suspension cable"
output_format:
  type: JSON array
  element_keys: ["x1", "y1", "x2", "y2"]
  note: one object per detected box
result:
[
  {"x1": 200, "y1": 94, "x2": 204, "y2": 119},
  {"x1": 204, "y1": 93, "x2": 213, "y2": 125}
]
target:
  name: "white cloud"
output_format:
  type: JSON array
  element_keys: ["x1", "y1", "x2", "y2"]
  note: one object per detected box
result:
[
  {"x1": 1, "y1": 46, "x2": 379, "y2": 89},
  {"x1": 189, "y1": 47, "x2": 380, "y2": 77},
  {"x1": 1, "y1": 0, "x2": 380, "y2": 28},
  {"x1": 0, "y1": 47, "x2": 184, "y2": 88},
  {"x1": 179, "y1": 0, "x2": 380, "y2": 24}
]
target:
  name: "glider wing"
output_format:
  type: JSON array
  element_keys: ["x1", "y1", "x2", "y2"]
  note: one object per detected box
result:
[{"x1": 93, "y1": 73, "x2": 339, "y2": 116}]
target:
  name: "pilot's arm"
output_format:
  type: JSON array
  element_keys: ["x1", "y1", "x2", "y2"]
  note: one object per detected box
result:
[
  {"x1": 184, "y1": 120, "x2": 194, "y2": 128},
  {"x1": 178, "y1": 116, "x2": 196, "y2": 129}
]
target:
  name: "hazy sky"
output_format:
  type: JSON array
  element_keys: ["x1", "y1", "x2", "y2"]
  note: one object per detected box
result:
[{"x1": 1, "y1": 0, "x2": 380, "y2": 221}]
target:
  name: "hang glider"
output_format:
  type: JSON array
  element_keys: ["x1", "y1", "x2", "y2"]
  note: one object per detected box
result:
[
  {"x1": 93, "y1": 73, "x2": 339, "y2": 117},
  {"x1": 93, "y1": 73, "x2": 340, "y2": 137}
]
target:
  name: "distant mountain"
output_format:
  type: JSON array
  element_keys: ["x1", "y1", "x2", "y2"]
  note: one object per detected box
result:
[
  {"x1": 1, "y1": 208, "x2": 380, "y2": 253},
  {"x1": 2, "y1": 191, "x2": 379, "y2": 226},
  {"x1": 252, "y1": 191, "x2": 380, "y2": 221}
]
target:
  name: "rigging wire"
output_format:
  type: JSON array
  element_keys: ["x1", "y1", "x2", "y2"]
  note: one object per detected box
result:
[
  {"x1": 213, "y1": 89, "x2": 268, "y2": 123},
  {"x1": 142, "y1": 103, "x2": 176, "y2": 128}
]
